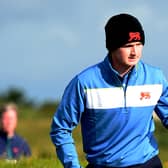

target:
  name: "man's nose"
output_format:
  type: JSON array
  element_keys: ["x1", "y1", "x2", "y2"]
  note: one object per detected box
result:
[{"x1": 130, "y1": 45, "x2": 137, "y2": 55}]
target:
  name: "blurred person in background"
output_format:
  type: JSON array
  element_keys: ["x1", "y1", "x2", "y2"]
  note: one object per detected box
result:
[
  {"x1": 0, "y1": 103, "x2": 31, "y2": 160},
  {"x1": 50, "y1": 13, "x2": 168, "y2": 168}
]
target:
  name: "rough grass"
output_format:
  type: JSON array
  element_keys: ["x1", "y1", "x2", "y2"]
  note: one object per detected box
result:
[
  {"x1": 0, "y1": 158, "x2": 61, "y2": 168},
  {"x1": 1, "y1": 107, "x2": 167, "y2": 168}
]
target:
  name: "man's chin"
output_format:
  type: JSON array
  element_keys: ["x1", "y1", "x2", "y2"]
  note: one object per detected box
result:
[{"x1": 128, "y1": 59, "x2": 138, "y2": 65}]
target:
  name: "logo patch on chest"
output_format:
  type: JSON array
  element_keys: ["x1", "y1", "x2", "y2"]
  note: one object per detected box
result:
[
  {"x1": 140, "y1": 92, "x2": 151, "y2": 100},
  {"x1": 13, "y1": 147, "x2": 19, "y2": 154}
]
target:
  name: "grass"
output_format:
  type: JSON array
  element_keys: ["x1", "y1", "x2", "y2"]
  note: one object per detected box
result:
[
  {"x1": 17, "y1": 118, "x2": 55, "y2": 158},
  {"x1": 1, "y1": 107, "x2": 167, "y2": 168},
  {"x1": 0, "y1": 158, "x2": 61, "y2": 168},
  {"x1": 155, "y1": 120, "x2": 168, "y2": 164}
]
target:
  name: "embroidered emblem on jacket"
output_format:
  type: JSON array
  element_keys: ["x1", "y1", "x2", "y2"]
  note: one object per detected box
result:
[
  {"x1": 140, "y1": 92, "x2": 151, "y2": 100},
  {"x1": 13, "y1": 147, "x2": 19, "y2": 154}
]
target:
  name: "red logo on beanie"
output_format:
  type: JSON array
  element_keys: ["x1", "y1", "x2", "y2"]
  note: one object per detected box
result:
[{"x1": 128, "y1": 32, "x2": 141, "y2": 42}]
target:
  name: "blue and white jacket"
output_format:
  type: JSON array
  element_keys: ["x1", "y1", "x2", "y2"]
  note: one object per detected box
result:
[{"x1": 50, "y1": 56, "x2": 168, "y2": 168}]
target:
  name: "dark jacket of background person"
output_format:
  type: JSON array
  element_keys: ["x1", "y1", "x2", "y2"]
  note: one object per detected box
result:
[{"x1": 0, "y1": 130, "x2": 31, "y2": 159}]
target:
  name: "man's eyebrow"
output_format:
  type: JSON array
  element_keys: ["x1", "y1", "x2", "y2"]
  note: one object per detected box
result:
[
  {"x1": 122, "y1": 44, "x2": 133, "y2": 47},
  {"x1": 122, "y1": 42, "x2": 142, "y2": 47}
]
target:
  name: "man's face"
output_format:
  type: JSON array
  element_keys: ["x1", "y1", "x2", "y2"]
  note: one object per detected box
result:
[
  {"x1": 1, "y1": 110, "x2": 17, "y2": 135},
  {"x1": 112, "y1": 41, "x2": 143, "y2": 69}
]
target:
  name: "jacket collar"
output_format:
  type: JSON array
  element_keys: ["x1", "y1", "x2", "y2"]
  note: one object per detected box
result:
[{"x1": 0, "y1": 130, "x2": 17, "y2": 141}]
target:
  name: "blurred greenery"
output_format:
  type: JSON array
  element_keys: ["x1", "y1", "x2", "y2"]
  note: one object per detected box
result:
[
  {"x1": 0, "y1": 88, "x2": 168, "y2": 167},
  {"x1": 155, "y1": 120, "x2": 168, "y2": 163}
]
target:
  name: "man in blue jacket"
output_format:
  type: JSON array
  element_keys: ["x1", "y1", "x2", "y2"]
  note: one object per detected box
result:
[
  {"x1": 0, "y1": 103, "x2": 31, "y2": 160},
  {"x1": 50, "y1": 13, "x2": 168, "y2": 168}
]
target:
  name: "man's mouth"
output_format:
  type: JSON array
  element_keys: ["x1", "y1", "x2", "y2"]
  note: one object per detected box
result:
[{"x1": 128, "y1": 57, "x2": 137, "y2": 62}]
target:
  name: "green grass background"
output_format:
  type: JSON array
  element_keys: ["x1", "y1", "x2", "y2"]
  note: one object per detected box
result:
[{"x1": 0, "y1": 107, "x2": 168, "y2": 168}]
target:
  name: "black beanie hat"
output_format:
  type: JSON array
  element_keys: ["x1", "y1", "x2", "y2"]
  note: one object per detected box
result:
[{"x1": 105, "y1": 13, "x2": 145, "y2": 52}]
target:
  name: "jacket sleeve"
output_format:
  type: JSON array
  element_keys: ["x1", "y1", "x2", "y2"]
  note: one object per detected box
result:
[
  {"x1": 50, "y1": 76, "x2": 85, "y2": 168},
  {"x1": 22, "y1": 140, "x2": 31, "y2": 157},
  {"x1": 155, "y1": 71, "x2": 168, "y2": 128}
]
